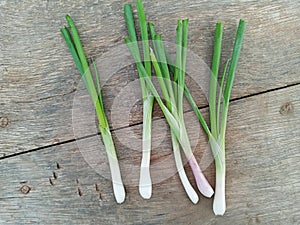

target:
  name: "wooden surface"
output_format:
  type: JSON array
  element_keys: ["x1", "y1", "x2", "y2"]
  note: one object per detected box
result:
[{"x1": 0, "y1": 0, "x2": 299, "y2": 224}]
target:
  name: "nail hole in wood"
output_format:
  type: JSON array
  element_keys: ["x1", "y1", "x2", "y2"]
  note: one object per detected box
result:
[
  {"x1": 56, "y1": 162, "x2": 61, "y2": 169},
  {"x1": 53, "y1": 172, "x2": 58, "y2": 179},
  {"x1": 49, "y1": 178, "x2": 54, "y2": 186},
  {"x1": 78, "y1": 188, "x2": 83, "y2": 197}
]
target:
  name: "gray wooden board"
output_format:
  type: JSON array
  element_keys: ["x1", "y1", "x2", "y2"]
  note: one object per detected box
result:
[
  {"x1": 1, "y1": 0, "x2": 300, "y2": 156},
  {"x1": 0, "y1": 85, "x2": 299, "y2": 224}
]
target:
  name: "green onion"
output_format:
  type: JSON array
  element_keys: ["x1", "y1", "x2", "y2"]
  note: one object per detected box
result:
[
  {"x1": 136, "y1": 0, "x2": 155, "y2": 200},
  {"x1": 61, "y1": 15, "x2": 125, "y2": 203},
  {"x1": 212, "y1": 20, "x2": 246, "y2": 215},
  {"x1": 124, "y1": 1, "x2": 155, "y2": 199}
]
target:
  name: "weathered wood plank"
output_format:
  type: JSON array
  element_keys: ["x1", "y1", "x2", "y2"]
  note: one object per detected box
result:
[
  {"x1": 1, "y1": 0, "x2": 299, "y2": 156},
  {"x1": 0, "y1": 85, "x2": 299, "y2": 224}
]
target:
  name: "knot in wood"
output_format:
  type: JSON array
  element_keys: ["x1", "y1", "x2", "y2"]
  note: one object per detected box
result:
[
  {"x1": 0, "y1": 117, "x2": 9, "y2": 128},
  {"x1": 20, "y1": 185, "x2": 31, "y2": 194},
  {"x1": 279, "y1": 102, "x2": 294, "y2": 115}
]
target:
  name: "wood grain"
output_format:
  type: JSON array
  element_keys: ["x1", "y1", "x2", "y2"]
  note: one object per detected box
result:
[
  {"x1": 0, "y1": 84, "x2": 299, "y2": 224},
  {"x1": 0, "y1": 0, "x2": 300, "y2": 156}
]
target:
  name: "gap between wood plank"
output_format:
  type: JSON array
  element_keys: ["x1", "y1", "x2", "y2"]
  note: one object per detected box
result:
[{"x1": 1, "y1": 82, "x2": 299, "y2": 161}]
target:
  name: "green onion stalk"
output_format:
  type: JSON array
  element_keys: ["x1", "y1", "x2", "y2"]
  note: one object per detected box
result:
[
  {"x1": 124, "y1": 1, "x2": 155, "y2": 199},
  {"x1": 210, "y1": 20, "x2": 246, "y2": 215},
  {"x1": 61, "y1": 15, "x2": 125, "y2": 203}
]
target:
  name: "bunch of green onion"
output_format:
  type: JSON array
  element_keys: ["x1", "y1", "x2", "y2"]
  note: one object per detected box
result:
[
  {"x1": 60, "y1": 0, "x2": 245, "y2": 216},
  {"x1": 124, "y1": 1, "x2": 214, "y2": 203},
  {"x1": 162, "y1": 19, "x2": 245, "y2": 215},
  {"x1": 165, "y1": 20, "x2": 245, "y2": 215},
  {"x1": 123, "y1": 0, "x2": 245, "y2": 215},
  {"x1": 61, "y1": 15, "x2": 126, "y2": 203}
]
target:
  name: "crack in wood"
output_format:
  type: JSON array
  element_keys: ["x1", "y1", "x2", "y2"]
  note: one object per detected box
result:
[{"x1": 11, "y1": 89, "x2": 76, "y2": 104}]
